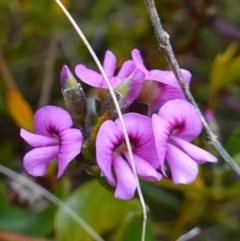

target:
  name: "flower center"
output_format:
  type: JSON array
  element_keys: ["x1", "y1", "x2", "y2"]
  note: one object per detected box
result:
[
  {"x1": 171, "y1": 127, "x2": 180, "y2": 135},
  {"x1": 115, "y1": 142, "x2": 127, "y2": 154},
  {"x1": 114, "y1": 142, "x2": 134, "y2": 155},
  {"x1": 52, "y1": 133, "x2": 59, "y2": 139},
  {"x1": 137, "y1": 80, "x2": 160, "y2": 105}
]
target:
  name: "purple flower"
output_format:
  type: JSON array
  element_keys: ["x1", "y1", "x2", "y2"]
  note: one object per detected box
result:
[
  {"x1": 131, "y1": 49, "x2": 191, "y2": 111},
  {"x1": 75, "y1": 50, "x2": 145, "y2": 108},
  {"x1": 96, "y1": 113, "x2": 162, "y2": 200},
  {"x1": 75, "y1": 50, "x2": 142, "y2": 89},
  {"x1": 20, "y1": 106, "x2": 83, "y2": 178},
  {"x1": 152, "y1": 99, "x2": 217, "y2": 184}
]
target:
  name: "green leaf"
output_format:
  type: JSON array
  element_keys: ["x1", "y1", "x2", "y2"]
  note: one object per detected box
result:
[
  {"x1": 0, "y1": 182, "x2": 54, "y2": 237},
  {"x1": 140, "y1": 181, "x2": 182, "y2": 211},
  {"x1": 209, "y1": 43, "x2": 240, "y2": 93},
  {"x1": 115, "y1": 214, "x2": 154, "y2": 241},
  {"x1": 0, "y1": 203, "x2": 55, "y2": 237},
  {"x1": 225, "y1": 56, "x2": 240, "y2": 86},
  {"x1": 55, "y1": 180, "x2": 143, "y2": 241},
  {"x1": 0, "y1": 178, "x2": 70, "y2": 237},
  {"x1": 225, "y1": 124, "x2": 240, "y2": 158}
]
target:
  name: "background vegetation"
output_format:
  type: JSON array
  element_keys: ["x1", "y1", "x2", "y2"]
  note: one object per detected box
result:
[{"x1": 1, "y1": 0, "x2": 240, "y2": 240}]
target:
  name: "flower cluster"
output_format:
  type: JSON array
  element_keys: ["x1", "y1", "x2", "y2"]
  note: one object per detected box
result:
[{"x1": 20, "y1": 49, "x2": 217, "y2": 200}]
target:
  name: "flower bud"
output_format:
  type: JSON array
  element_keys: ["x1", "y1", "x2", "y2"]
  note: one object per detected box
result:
[
  {"x1": 60, "y1": 65, "x2": 79, "y2": 89},
  {"x1": 97, "y1": 91, "x2": 121, "y2": 119},
  {"x1": 60, "y1": 65, "x2": 87, "y2": 126}
]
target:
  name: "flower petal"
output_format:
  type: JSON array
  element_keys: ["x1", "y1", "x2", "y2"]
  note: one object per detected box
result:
[
  {"x1": 75, "y1": 64, "x2": 105, "y2": 87},
  {"x1": 158, "y1": 99, "x2": 202, "y2": 141},
  {"x1": 112, "y1": 154, "x2": 137, "y2": 200},
  {"x1": 119, "y1": 69, "x2": 145, "y2": 107},
  {"x1": 115, "y1": 113, "x2": 159, "y2": 168},
  {"x1": 171, "y1": 136, "x2": 217, "y2": 164},
  {"x1": 117, "y1": 60, "x2": 135, "y2": 77},
  {"x1": 152, "y1": 114, "x2": 171, "y2": 175},
  {"x1": 20, "y1": 129, "x2": 58, "y2": 147},
  {"x1": 131, "y1": 49, "x2": 148, "y2": 74},
  {"x1": 34, "y1": 106, "x2": 73, "y2": 137},
  {"x1": 181, "y1": 69, "x2": 192, "y2": 85},
  {"x1": 23, "y1": 146, "x2": 59, "y2": 176},
  {"x1": 147, "y1": 69, "x2": 191, "y2": 88},
  {"x1": 103, "y1": 50, "x2": 117, "y2": 76},
  {"x1": 166, "y1": 143, "x2": 198, "y2": 184},
  {"x1": 60, "y1": 65, "x2": 78, "y2": 90},
  {"x1": 75, "y1": 64, "x2": 126, "y2": 89},
  {"x1": 124, "y1": 152, "x2": 162, "y2": 181},
  {"x1": 150, "y1": 83, "x2": 186, "y2": 112},
  {"x1": 96, "y1": 120, "x2": 122, "y2": 185},
  {"x1": 57, "y1": 129, "x2": 83, "y2": 177},
  {"x1": 131, "y1": 47, "x2": 192, "y2": 88}
]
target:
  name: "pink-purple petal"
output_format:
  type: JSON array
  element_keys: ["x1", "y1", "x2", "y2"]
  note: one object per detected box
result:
[
  {"x1": 34, "y1": 106, "x2": 73, "y2": 136},
  {"x1": 150, "y1": 83, "x2": 186, "y2": 112},
  {"x1": 166, "y1": 143, "x2": 198, "y2": 184},
  {"x1": 131, "y1": 49, "x2": 147, "y2": 74},
  {"x1": 147, "y1": 70, "x2": 181, "y2": 88},
  {"x1": 158, "y1": 99, "x2": 202, "y2": 141},
  {"x1": 107, "y1": 76, "x2": 128, "y2": 88},
  {"x1": 75, "y1": 63, "x2": 127, "y2": 88},
  {"x1": 112, "y1": 154, "x2": 137, "y2": 200},
  {"x1": 152, "y1": 114, "x2": 171, "y2": 175},
  {"x1": 96, "y1": 120, "x2": 122, "y2": 186},
  {"x1": 124, "y1": 152, "x2": 162, "y2": 181},
  {"x1": 131, "y1": 48, "x2": 192, "y2": 88},
  {"x1": 171, "y1": 136, "x2": 217, "y2": 164},
  {"x1": 57, "y1": 129, "x2": 83, "y2": 178},
  {"x1": 75, "y1": 64, "x2": 106, "y2": 88},
  {"x1": 23, "y1": 146, "x2": 59, "y2": 176},
  {"x1": 103, "y1": 50, "x2": 117, "y2": 76},
  {"x1": 181, "y1": 69, "x2": 192, "y2": 85},
  {"x1": 117, "y1": 60, "x2": 135, "y2": 77},
  {"x1": 149, "y1": 69, "x2": 191, "y2": 87},
  {"x1": 115, "y1": 113, "x2": 159, "y2": 168},
  {"x1": 119, "y1": 69, "x2": 145, "y2": 107},
  {"x1": 20, "y1": 129, "x2": 59, "y2": 147}
]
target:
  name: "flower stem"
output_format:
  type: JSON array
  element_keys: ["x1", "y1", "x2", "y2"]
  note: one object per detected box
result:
[{"x1": 53, "y1": 1, "x2": 148, "y2": 241}]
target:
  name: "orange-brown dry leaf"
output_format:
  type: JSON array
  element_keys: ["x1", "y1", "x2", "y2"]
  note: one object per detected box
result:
[{"x1": 7, "y1": 89, "x2": 34, "y2": 132}]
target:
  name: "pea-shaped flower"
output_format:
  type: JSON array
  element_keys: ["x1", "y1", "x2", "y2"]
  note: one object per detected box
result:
[
  {"x1": 131, "y1": 49, "x2": 192, "y2": 112},
  {"x1": 20, "y1": 106, "x2": 83, "y2": 178},
  {"x1": 152, "y1": 99, "x2": 217, "y2": 184},
  {"x1": 96, "y1": 113, "x2": 162, "y2": 200},
  {"x1": 75, "y1": 50, "x2": 136, "y2": 88}
]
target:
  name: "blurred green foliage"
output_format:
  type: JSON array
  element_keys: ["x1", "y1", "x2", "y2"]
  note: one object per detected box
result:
[{"x1": 1, "y1": 0, "x2": 240, "y2": 240}]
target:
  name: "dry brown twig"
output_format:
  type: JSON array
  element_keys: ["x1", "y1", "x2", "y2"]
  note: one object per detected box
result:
[{"x1": 144, "y1": 0, "x2": 240, "y2": 177}]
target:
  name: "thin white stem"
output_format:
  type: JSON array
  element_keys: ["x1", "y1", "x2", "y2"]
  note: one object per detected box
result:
[
  {"x1": 53, "y1": 1, "x2": 147, "y2": 240},
  {"x1": 0, "y1": 164, "x2": 104, "y2": 241}
]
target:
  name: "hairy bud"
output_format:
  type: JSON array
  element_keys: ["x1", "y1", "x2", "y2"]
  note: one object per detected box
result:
[{"x1": 60, "y1": 65, "x2": 87, "y2": 126}]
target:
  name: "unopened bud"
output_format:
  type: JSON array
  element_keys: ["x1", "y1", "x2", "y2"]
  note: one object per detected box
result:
[
  {"x1": 60, "y1": 65, "x2": 78, "y2": 90},
  {"x1": 97, "y1": 91, "x2": 121, "y2": 119},
  {"x1": 60, "y1": 65, "x2": 87, "y2": 126}
]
